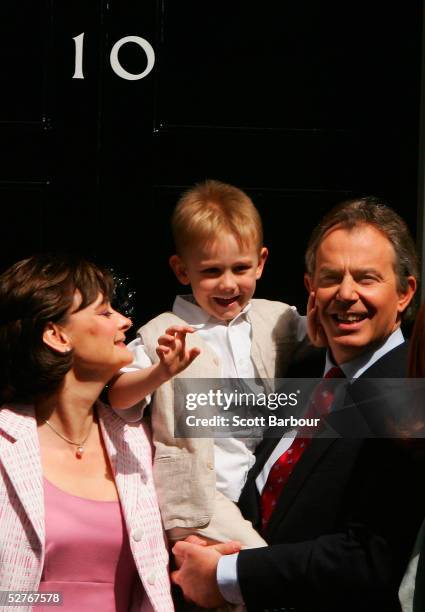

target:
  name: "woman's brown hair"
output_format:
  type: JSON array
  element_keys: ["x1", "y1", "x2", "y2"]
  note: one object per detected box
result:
[{"x1": 0, "y1": 254, "x2": 114, "y2": 404}]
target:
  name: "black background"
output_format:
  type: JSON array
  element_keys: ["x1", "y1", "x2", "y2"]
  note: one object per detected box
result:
[{"x1": 0, "y1": 1, "x2": 423, "y2": 330}]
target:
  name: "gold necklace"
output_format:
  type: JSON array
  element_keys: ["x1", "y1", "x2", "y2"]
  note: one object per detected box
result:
[{"x1": 44, "y1": 418, "x2": 93, "y2": 459}]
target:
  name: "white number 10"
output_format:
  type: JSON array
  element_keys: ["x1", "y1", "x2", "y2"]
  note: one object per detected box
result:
[{"x1": 72, "y1": 32, "x2": 155, "y2": 81}]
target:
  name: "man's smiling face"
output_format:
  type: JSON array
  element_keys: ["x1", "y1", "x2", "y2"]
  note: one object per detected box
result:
[{"x1": 306, "y1": 223, "x2": 416, "y2": 364}]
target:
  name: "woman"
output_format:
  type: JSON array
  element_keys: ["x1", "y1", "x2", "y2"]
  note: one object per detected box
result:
[
  {"x1": 399, "y1": 302, "x2": 425, "y2": 612},
  {"x1": 0, "y1": 254, "x2": 173, "y2": 611}
]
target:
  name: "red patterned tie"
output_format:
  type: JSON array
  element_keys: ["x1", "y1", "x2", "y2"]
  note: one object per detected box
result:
[{"x1": 260, "y1": 366, "x2": 345, "y2": 530}]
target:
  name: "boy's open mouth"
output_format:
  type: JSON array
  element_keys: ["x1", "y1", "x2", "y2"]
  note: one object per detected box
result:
[{"x1": 213, "y1": 296, "x2": 239, "y2": 307}]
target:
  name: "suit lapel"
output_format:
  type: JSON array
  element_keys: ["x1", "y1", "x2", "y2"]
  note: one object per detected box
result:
[
  {"x1": 238, "y1": 436, "x2": 281, "y2": 527},
  {"x1": 0, "y1": 406, "x2": 45, "y2": 547},
  {"x1": 360, "y1": 341, "x2": 408, "y2": 378},
  {"x1": 324, "y1": 341, "x2": 408, "y2": 437},
  {"x1": 265, "y1": 437, "x2": 336, "y2": 539}
]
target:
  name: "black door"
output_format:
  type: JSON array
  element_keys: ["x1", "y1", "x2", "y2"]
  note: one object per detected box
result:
[{"x1": 0, "y1": 1, "x2": 422, "y2": 325}]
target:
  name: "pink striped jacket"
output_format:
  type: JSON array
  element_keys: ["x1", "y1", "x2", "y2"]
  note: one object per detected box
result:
[{"x1": 0, "y1": 402, "x2": 174, "y2": 612}]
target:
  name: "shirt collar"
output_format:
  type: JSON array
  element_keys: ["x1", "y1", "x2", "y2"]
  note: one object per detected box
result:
[
  {"x1": 324, "y1": 327, "x2": 405, "y2": 379},
  {"x1": 172, "y1": 294, "x2": 251, "y2": 328}
]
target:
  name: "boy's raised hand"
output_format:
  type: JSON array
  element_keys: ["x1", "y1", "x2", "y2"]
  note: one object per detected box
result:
[
  {"x1": 108, "y1": 325, "x2": 200, "y2": 409},
  {"x1": 156, "y1": 325, "x2": 201, "y2": 379},
  {"x1": 307, "y1": 291, "x2": 328, "y2": 348}
]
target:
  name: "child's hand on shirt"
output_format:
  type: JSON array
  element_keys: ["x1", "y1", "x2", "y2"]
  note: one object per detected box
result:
[
  {"x1": 156, "y1": 325, "x2": 201, "y2": 379},
  {"x1": 307, "y1": 292, "x2": 328, "y2": 348}
]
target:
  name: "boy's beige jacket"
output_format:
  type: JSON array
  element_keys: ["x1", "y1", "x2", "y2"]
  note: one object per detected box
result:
[{"x1": 139, "y1": 299, "x2": 302, "y2": 530}]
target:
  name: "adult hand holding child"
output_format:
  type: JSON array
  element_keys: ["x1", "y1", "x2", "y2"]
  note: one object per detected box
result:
[{"x1": 172, "y1": 536, "x2": 241, "y2": 608}]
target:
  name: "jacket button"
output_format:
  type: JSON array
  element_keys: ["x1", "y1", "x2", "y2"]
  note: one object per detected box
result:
[
  {"x1": 132, "y1": 528, "x2": 143, "y2": 541},
  {"x1": 206, "y1": 462, "x2": 214, "y2": 470},
  {"x1": 147, "y1": 572, "x2": 156, "y2": 585}
]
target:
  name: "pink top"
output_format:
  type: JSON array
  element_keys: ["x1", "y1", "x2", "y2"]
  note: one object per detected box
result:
[{"x1": 38, "y1": 478, "x2": 139, "y2": 611}]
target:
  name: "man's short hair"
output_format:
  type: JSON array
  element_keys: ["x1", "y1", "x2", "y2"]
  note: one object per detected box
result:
[
  {"x1": 305, "y1": 196, "x2": 418, "y2": 301},
  {"x1": 171, "y1": 179, "x2": 263, "y2": 255}
]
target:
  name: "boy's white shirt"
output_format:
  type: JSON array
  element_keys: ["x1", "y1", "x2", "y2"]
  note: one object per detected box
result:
[{"x1": 122, "y1": 294, "x2": 306, "y2": 502}]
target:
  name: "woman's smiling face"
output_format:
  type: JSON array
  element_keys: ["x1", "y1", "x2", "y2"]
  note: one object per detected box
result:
[{"x1": 56, "y1": 292, "x2": 133, "y2": 375}]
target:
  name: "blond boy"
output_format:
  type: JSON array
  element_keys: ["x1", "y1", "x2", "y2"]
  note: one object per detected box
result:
[{"x1": 109, "y1": 180, "x2": 305, "y2": 546}]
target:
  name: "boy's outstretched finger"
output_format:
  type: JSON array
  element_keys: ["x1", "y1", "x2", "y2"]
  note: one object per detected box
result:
[
  {"x1": 157, "y1": 333, "x2": 177, "y2": 346},
  {"x1": 165, "y1": 325, "x2": 195, "y2": 336},
  {"x1": 174, "y1": 330, "x2": 187, "y2": 358},
  {"x1": 156, "y1": 346, "x2": 171, "y2": 356}
]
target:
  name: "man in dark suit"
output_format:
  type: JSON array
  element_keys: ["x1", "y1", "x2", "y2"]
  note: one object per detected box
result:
[{"x1": 172, "y1": 197, "x2": 423, "y2": 612}]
